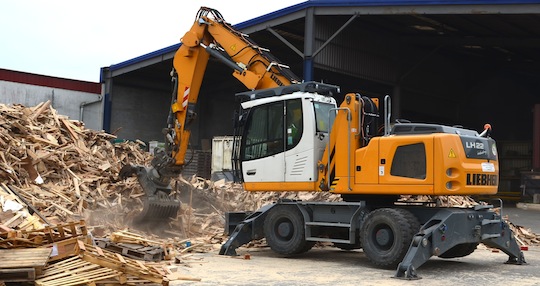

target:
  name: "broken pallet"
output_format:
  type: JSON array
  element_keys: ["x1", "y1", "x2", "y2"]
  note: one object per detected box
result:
[
  {"x1": 0, "y1": 247, "x2": 51, "y2": 282},
  {"x1": 0, "y1": 220, "x2": 88, "y2": 249},
  {"x1": 77, "y1": 240, "x2": 169, "y2": 285},
  {"x1": 35, "y1": 256, "x2": 122, "y2": 286},
  {"x1": 95, "y1": 237, "x2": 165, "y2": 262}
]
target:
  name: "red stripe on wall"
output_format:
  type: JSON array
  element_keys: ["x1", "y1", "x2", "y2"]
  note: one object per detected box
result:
[{"x1": 0, "y1": 69, "x2": 101, "y2": 94}]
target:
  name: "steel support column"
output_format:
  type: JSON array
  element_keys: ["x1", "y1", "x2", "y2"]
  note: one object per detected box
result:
[{"x1": 303, "y1": 7, "x2": 315, "y2": 81}]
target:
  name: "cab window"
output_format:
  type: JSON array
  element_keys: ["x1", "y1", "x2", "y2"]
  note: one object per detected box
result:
[
  {"x1": 314, "y1": 102, "x2": 335, "y2": 133},
  {"x1": 286, "y1": 99, "x2": 303, "y2": 150},
  {"x1": 242, "y1": 101, "x2": 284, "y2": 160}
]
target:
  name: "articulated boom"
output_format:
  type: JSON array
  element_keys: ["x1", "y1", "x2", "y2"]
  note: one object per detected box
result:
[
  {"x1": 171, "y1": 7, "x2": 299, "y2": 167},
  {"x1": 120, "y1": 6, "x2": 300, "y2": 223}
]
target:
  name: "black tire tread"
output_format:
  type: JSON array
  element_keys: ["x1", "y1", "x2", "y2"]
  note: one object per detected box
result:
[
  {"x1": 264, "y1": 205, "x2": 312, "y2": 255},
  {"x1": 438, "y1": 243, "x2": 478, "y2": 258},
  {"x1": 360, "y1": 208, "x2": 420, "y2": 269}
]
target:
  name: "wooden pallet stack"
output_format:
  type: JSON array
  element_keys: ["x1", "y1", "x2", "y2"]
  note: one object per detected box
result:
[
  {"x1": 0, "y1": 221, "x2": 181, "y2": 284},
  {"x1": 35, "y1": 241, "x2": 171, "y2": 286}
]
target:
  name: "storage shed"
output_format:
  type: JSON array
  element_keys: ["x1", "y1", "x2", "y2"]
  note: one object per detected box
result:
[{"x1": 0, "y1": 68, "x2": 102, "y2": 130}]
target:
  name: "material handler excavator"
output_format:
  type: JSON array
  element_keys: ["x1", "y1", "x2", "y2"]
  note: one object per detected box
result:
[{"x1": 120, "y1": 6, "x2": 525, "y2": 279}]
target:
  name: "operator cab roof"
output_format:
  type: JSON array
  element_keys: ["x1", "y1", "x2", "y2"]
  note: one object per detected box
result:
[{"x1": 236, "y1": 81, "x2": 340, "y2": 101}]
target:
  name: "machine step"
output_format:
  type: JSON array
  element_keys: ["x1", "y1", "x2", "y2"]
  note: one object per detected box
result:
[
  {"x1": 305, "y1": 222, "x2": 351, "y2": 228},
  {"x1": 482, "y1": 219, "x2": 501, "y2": 225},
  {"x1": 305, "y1": 237, "x2": 351, "y2": 244}
]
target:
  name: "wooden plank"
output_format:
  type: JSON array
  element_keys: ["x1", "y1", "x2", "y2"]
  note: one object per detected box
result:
[
  {"x1": 37, "y1": 263, "x2": 101, "y2": 282},
  {"x1": 0, "y1": 267, "x2": 35, "y2": 282},
  {"x1": 36, "y1": 259, "x2": 121, "y2": 286},
  {"x1": 29, "y1": 100, "x2": 51, "y2": 121},
  {"x1": 0, "y1": 248, "x2": 52, "y2": 269},
  {"x1": 0, "y1": 225, "x2": 12, "y2": 232},
  {"x1": 115, "y1": 253, "x2": 126, "y2": 264}
]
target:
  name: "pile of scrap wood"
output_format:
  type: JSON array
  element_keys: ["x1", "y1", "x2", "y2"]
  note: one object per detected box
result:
[
  {"x1": 0, "y1": 184, "x2": 198, "y2": 284},
  {"x1": 0, "y1": 237, "x2": 180, "y2": 285},
  {"x1": 0, "y1": 101, "x2": 151, "y2": 230},
  {"x1": 507, "y1": 220, "x2": 540, "y2": 246}
]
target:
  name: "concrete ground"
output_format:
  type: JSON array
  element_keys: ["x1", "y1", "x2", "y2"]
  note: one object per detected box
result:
[
  {"x1": 172, "y1": 245, "x2": 539, "y2": 286},
  {"x1": 170, "y1": 204, "x2": 540, "y2": 286},
  {"x1": 512, "y1": 202, "x2": 540, "y2": 233}
]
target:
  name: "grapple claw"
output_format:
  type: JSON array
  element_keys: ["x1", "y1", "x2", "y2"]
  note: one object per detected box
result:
[
  {"x1": 118, "y1": 164, "x2": 181, "y2": 225},
  {"x1": 134, "y1": 192, "x2": 181, "y2": 224}
]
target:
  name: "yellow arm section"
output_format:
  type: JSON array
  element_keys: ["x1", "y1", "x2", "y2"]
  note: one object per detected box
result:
[{"x1": 169, "y1": 7, "x2": 299, "y2": 166}]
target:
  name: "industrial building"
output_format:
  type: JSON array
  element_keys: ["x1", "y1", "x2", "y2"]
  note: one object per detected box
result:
[
  {"x1": 100, "y1": 0, "x2": 540, "y2": 199},
  {"x1": 0, "y1": 68, "x2": 102, "y2": 131}
]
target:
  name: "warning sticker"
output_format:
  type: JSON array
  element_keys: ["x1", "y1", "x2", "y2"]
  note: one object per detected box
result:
[{"x1": 448, "y1": 149, "x2": 456, "y2": 158}]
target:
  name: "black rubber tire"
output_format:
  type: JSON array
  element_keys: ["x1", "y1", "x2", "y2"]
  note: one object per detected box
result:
[
  {"x1": 360, "y1": 208, "x2": 420, "y2": 269},
  {"x1": 264, "y1": 205, "x2": 313, "y2": 255},
  {"x1": 438, "y1": 243, "x2": 478, "y2": 258}
]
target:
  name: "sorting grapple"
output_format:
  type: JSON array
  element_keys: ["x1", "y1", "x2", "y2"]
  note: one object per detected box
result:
[{"x1": 119, "y1": 164, "x2": 180, "y2": 224}]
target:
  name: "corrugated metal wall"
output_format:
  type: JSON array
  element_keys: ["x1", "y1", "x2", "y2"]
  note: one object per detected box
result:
[{"x1": 313, "y1": 17, "x2": 398, "y2": 84}]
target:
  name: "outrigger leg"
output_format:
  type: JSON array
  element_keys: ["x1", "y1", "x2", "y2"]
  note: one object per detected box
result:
[{"x1": 395, "y1": 204, "x2": 526, "y2": 279}]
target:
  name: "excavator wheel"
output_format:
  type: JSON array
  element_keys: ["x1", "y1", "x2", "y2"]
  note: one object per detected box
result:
[
  {"x1": 133, "y1": 191, "x2": 181, "y2": 225},
  {"x1": 438, "y1": 243, "x2": 478, "y2": 259},
  {"x1": 264, "y1": 204, "x2": 314, "y2": 255},
  {"x1": 360, "y1": 208, "x2": 420, "y2": 269}
]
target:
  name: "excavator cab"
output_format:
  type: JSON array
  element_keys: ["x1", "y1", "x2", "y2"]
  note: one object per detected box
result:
[{"x1": 232, "y1": 82, "x2": 339, "y2": 189}]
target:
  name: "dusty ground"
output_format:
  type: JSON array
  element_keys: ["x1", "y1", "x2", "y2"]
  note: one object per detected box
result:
[
  {"x1": 170, "y1": 245, "x2": 539, "y2": 286},
  {"x1": 167, "y1": 204, "x2": 540, "y2": 286}
]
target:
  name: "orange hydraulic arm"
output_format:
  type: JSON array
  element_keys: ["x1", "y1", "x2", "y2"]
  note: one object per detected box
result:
[
  {"x1": 169, "y1": 7, "x2": 299, "y2": 167},
  {"x1": 118, "y1": 7, "x2": 300, "y2": 223}
]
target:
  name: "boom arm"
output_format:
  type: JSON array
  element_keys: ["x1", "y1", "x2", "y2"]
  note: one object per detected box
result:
[
  {"x1": 168, "y1": 7, "x2": 299, "y2": 169},
  {"x1": 119, "y1": 7, "x2": 300, "y2": 216}
]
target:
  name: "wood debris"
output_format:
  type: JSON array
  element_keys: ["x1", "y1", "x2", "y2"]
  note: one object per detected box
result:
[
  {"x1": 75, "y1": 241, "x2": 168, "y2": 284},
  {"x1": 110, "y1": 230, "x2": 164, "y2": 246},
  {"x1": 0, "y1": 220, "x2": 88, "y2": 249},
  {"x1": 94, "y1": 237, "x2": 166, "y2": 262},
  {"x1": 506, "y1": 219, "x2": 540, "y2": 246},
  {"x1": 0, "y1": 101, "x2": 150, "y2": 231},
  {"x1": 33, "y1": 240, "x2": 171, "y2": 286},
  {"x1": 35, "y1": 256, "x2": 124, "y2": 286}
]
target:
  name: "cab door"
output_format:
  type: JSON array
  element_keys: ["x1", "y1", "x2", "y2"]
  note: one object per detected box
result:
[{"x1": 241, "y1": 101, "x2": 285, "y2": 182}]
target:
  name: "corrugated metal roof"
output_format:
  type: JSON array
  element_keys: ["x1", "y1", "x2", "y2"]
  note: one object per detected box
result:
[
  {"x1": 108, "y1": 43, "x2": 180, "y2": 73},
  {"x1": 0, "y1": 68, "x2": 101, "y2": 94},
  {"x1": 107, "y1": 0, "x2": 540, "y2": 73}
]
